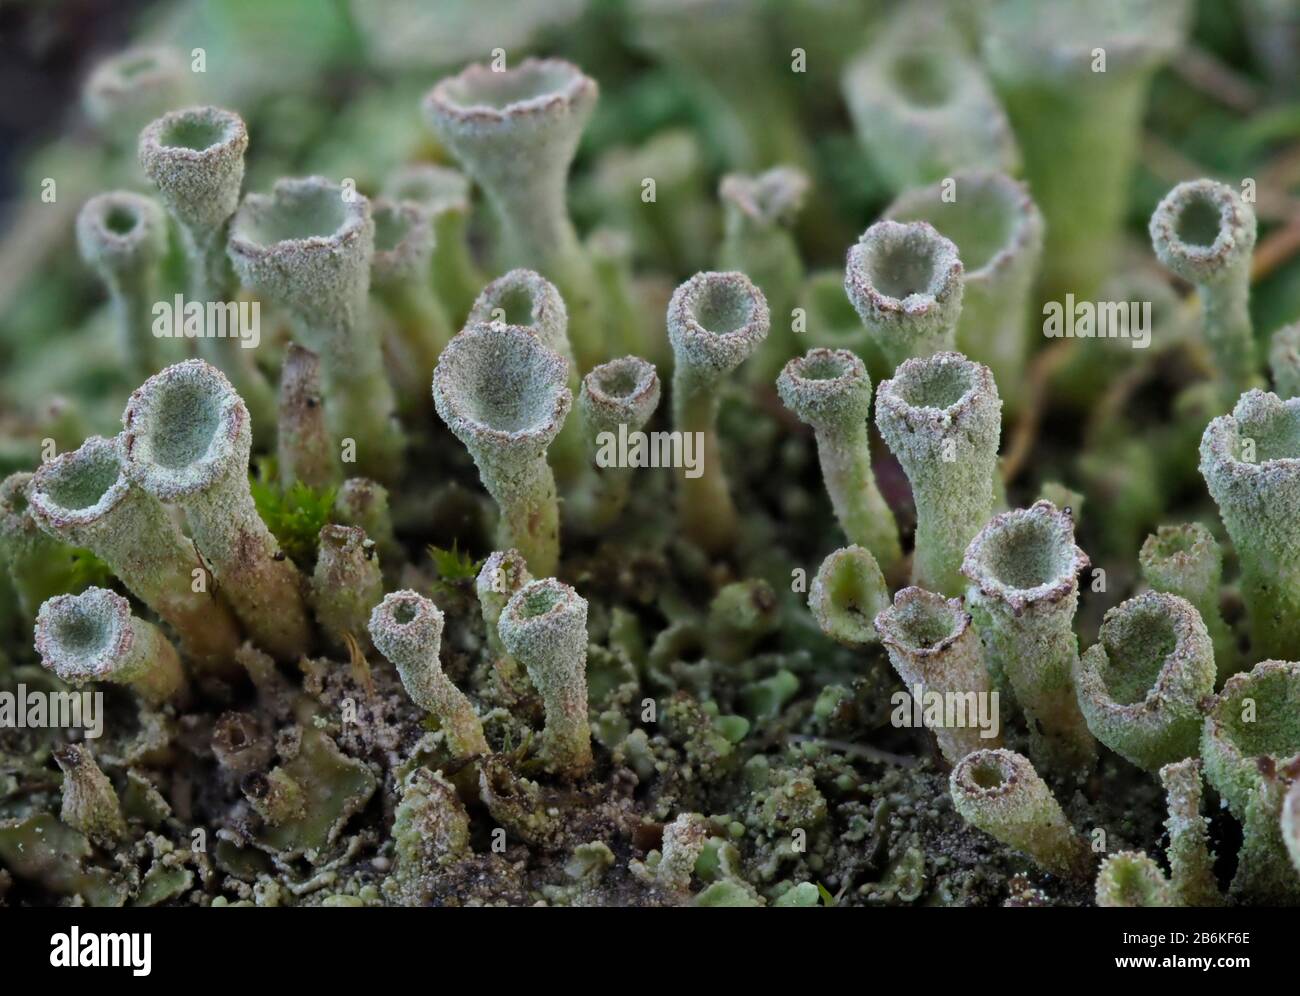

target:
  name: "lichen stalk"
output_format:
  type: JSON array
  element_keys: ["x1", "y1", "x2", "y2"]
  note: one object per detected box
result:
[
  {"x1": 1139, "y1": 523, "x2": 1235, "y2": 683},
  {"x1": 666, "y1": 271, "x2": 769, "y2": 554},
  {"x1": 310, "y1": 525, "x2": 382, "y2": 654},
  {"x1": 368, "y1": 590, "x2": 488, "y2": 759},
  {"x1": 53, "y1": 744, "x2": 126, "y2": 848},
  {"x1": 1199, "y1": 390, "x2": 1300, "y2": 660},
  {"x1": 1200, "y1": 660, "x2": 1300, "y2": 903},
  {"x1": 423, "y1": 58, "x2": 604, "y2": 370},
  {"x1": 1, "y1": 473, "x2": 78, "y2": 620},
  {"x1": 979, "y1": 0, "x2": 1191, "y2": 301},
  {"x1": 1150, "y1": 179, "x2": 1260, "y2": 399},
  {"x1": 885, "y1": 170, "x2": 1043, "y2": 413},
  {"x1": 75, "y1": 191, "x2": 168, "y2": 380},
  {"x1": 370, "y1": 195, "x2": 452, "y2": 408},
  {"x1": 875, "y1": 586, "x2": 1000, "y2": 763},
  {"x1": 433, "y1": 323, "x2": 572, "y2": 577},
  {"x1": 716, "y1": 166, "x2": 808, "y2": 382},
  {"x1": 777, "y1": 348, "x2": 901, "y2": 575},
  {"x1": 577, "y1": 355, "x2": 661, "y2": 529},
  {"x1": 876, "y1": 351, "x2": 1001, "y2": 596},
  {"x1": 120, "y1": 359, "x2": 311, "y2": 662},
  {"x1": 962, "y1": 501, "x2": 1096, "y2": 775},
  {"x1": 228, "y1": 176, "x2": 403, "y2": 482},
  {"x1": 1159, "y1": 758, "x2": 1223, "y2": 906},
  {"x1": 383, "y1": 163, "x2": 482, "y2": 324},
  {"x1": 845, "y1": 221, "x2": 964, "y2": 370},
  {"x1": 949, "y1": 747, "x2": 1092, "y2": 880},
  {"x1": 467, "y1": 268, "x2": 584, "y2": 483},
  {"x1": 138, "y1": 105, "x2": 277, "y2": 437},
  {"x1": 277, "y1": 343, "x2": 339, "y2": 491},
  {"x1": 498, "y1": 578, "x2": 593, "y2": 779}
]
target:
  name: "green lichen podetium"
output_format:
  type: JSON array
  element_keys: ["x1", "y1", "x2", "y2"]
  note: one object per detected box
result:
[
  {"x1": 0, "y1": 473, "x2": 83, "y2": 620},
  {"x1": 498, "y1": 578, "x2": 593, "y2": 780},
  {"x1": 382, "y1": 163, "x2": 483, "y2": 326},
  {"x1": 885, "y1": 170, "x2": 1043, "y2": 414},
  {"x1": 1159, "y1": 758, "x2": 1223, "y2": 906},
  {"x1": 139, "y1": 105, "x2": 277, "y2": 437},
  {"x1": 28, "y1": 434, "x2": 242, "y2": 674},
  {"x1": 716, "y1": 166, "x2": 809, "y2": 382},
  {"x1": 368, "y1": 590, "x2": 488, "y2": 760},
  {"x1": 35, "y1": 586, "x2": 187, "y2": 706},
  {"x1": 576, "y1": 355, "x2": 661, "y2": 530},
  {"x1": 876, "y1": 351, "x2": 1001, "y2": 597},
  {"x1": 369, "y1": 195, "x2": 452, "y2": 412},
  {"x1": 875, "y1": 586, "x2": 1001, "y2": 763},
  {"x1": 808, "y1": 544, "x2": 890, "y2": 648},
  {"x1": 1200, "y1": 390, "x2": 1300, "y2": 661},
  {"x1": 1138, "y1": 522, "x2": 1236, "y2": 683},
  {"x1": 433, "y1": 323, "x2": 572, "y2": 578},
  {"x1": 83, "y1": 46, "x2": 191, "y2": 145},
  {"x1": 276, "y1": 344, "x2": 340, "y2": 492},
  {"x1": 979, "y1": 0, "x2": 1191, "y2": 302},
  {"x1": 949, "y1": 747, "x2": 1093, "y2": 881},
  {"x1": 1094, "y1": 851, "x2": 1173, "y2": 907},
  {"x1": 666, "y1": 271, "x2": 769, "y2": 555},
  {"x1": 1074, "y1": 591, "x2": 1215, "y2": 772},
  {"x1": 845, "y1": 221, "x2": 965, "y2": 371},
  {"x1": 1150, "y1": 179, "x2": 1261, "y2": 402},
  {"x1": 386, "y1": 768, "x2": 471, "y2": 905},
  {"x1": 962, "y1": 501, "x2": 1096, "y2": 776},
  {"x1": 120, "y1": 360, "x2": 311, "y2": 662},
  {"x1": 423, "y1": 58, "x2": 604, "y2": 371},
  {"x1": 1200, "y1": 660, "x2": 1300, "y2": 903},
  {"x1": 310, "y1": 524, "x2": 382, "y2": 654},
  {"x1": 1269, "y1": 322, "x2": 1300, "y2": 399},
  {"x1": 779, "y1": 348, "x2": 901, "y2": 576},
  {"x1": 75, "y1": 190, "x2": 168, "y2": 381},
  {"x1": 842, "y1": 3, "x2": 1019, "y2": 195},
  {"x1": 228, "y1": 176, "x2": 404, "y2": 483},
  {"x1": 466, "y1": 268, "x2": 585, "y2": 486},
  {"x1": 53, "y1": 744, "x2": 126, "y2": 849}
]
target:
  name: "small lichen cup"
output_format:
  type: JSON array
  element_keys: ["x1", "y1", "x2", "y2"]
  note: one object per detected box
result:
[
  {"x1": 949, "y1": 747, "x2": 1092, "y2": 881},
  {"x1": 498, "y1": 578, "x2": 593, "y2": 779},
  {"x1": 433, "y1": 323, "x2": 572, "y2": 577},
  {"x1": 423, "y1": 58, "x2": 604, "y2": 370},
  {"x1": 1199, "y1": 390, "x2": 1300, "y2": 660},
  {"x1": 845, "y1": 220, "x2": 964, "y2": 370},
  {"x1": 666, "y1": 270, "x2": 769, "y2": 554},
  {"x1": 778, "y1": 348, "x2": 901, "y2": 575},
  {"x1": 368, "y1": 590, "x2": 488, "y2": 760},
  {"x1": 1074, "y1": 591, "x2": 1216, "y2": 772},
  {"x1": 962, "y1": 501, "x2": 1096, "y2": 775},
  {"x1": 876, "y1": 351, "x2": 1001, "y2": 596},
  {"x1": 35, "y1": 587, "x2": 187, "y2": 706},
  {"x1": 120, "y1": 359, "x2": 311, "y2": 662},
  {"x1": 228, "y1": 175, "x2": 403, "y2": 482}
]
